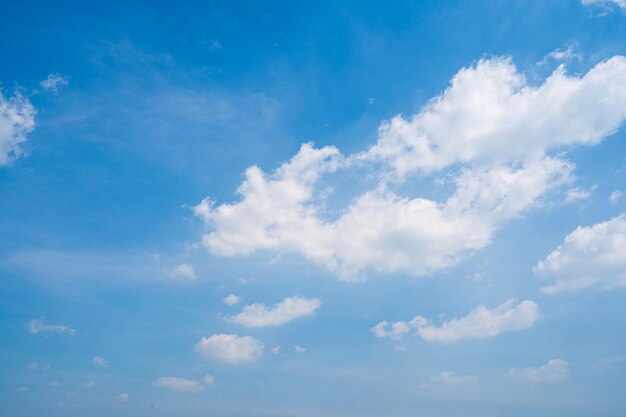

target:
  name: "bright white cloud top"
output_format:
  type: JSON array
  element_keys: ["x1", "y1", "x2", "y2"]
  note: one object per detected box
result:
[
  {"x1": 227, "y1": 296, "x2": 321, "y2": 327},
  {"x1": 535, "y1": 214, "x2": 626, "y2": 293},
  {"x1": 194, "y1": 56, "x2": 626, "y2": 280},
  {"x1": 27, "y1": 317, "x2": 76, "y2": 335},
  {"x1": 195, "y1": 334, "x2": 263, "y2": 363},
  {"x1": 506, "y1": 359, "x2": 570, "y2": 383},
  {"x1": 372, "y1": 299, "x2": 539, "y2": 343},
  {"x1": 154, "y1": 377, "x2": 204, "y2": 392},
  {"x1": 0, "y1": 90, "x2": 35, "y2": 165}
]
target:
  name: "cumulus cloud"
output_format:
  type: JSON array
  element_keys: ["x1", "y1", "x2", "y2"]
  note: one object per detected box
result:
[
  {"x1": 92, "y1": 356, "x2": 109, "y2": 368},
  {"x1": 506, "y1": 359, "x2": 569, "y2": 383},
  {"x1": 223, "y1": 294, "x2": 242, "y2": 306},
  {"x1": 227, "y1": 296, "x2": 321, "y2": 327},
  {"x1": 195, "y1": 334, "x2": 263, "y2": 364},
  {"x1": 194, "y1": 56, "x2": 626, "y2": 280},
  {"x1": 171, "y1": 263, "x2": 196, "y2": 280},
  {"x1": 372, "y1": 299, "x2": 538, "y2": 343},
  {"x1": 39, "y1": 73, "x2": 69, "y2": 92},
  {"x1": 154, "y1": 377, "x2": 203, "y2": 392},
  {"x1": 564, "y1": 185, "x2": 597, "y2": 204},
  {"x1": 28, "y1": 317, "x2": 76, "y2": 335},
  {"x1": 609, "y1": 190, "x2": 623, "y2": 204},
  {"x1": 535, "y1": 214, "x2": 626, "y2": 293},
  {"x1": 546, "y1": 43, "x2": 583, "y2": 62},
  {"x1": 0, "y1": 90, "x2": 35, "y2": 165}
]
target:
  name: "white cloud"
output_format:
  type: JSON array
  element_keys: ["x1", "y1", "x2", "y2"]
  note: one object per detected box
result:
[
  {"x1": 546, "y1": 43, "x2": 582, "y2": 62},
  {"x1": 506, "y1": 359, "x2": 569, "y2": 383},
  {"x1": 194, "y1": 56, "x2": 626, "y2": 280},
  {"x1": 27, "y1": 362, "x2": 37, "y2": 370},
  {"x1": 423, "y1": 371, "x2": 478, "y2": 388},
  {"x1": 271, "y1": 346, "x2": 280, "y2": 354},
  {"x1": 28, "y1": 317, "x2": 76, "y2": 335},
  {"x1": 564, "y1": 185, "x2": 597, "y2": 204},
  {"x1": 117, "y1": 393, "x2": 128, "y2": 402},
  {"x1": 372, "y1": 299, "x2": 538, "y2": 343},
  {"x1": 582, "y1": 0, "x2": 626, "y2": 11},
  {"x1": 154, "y1": 377, "x2": 203, "y2": 392},
  {"x1": 294, "y1": 345, "x2": 307, "y2": 353},
  {"x1": 40, "y1": 73, "x2": 69, "y2": 92},
  {"x1": 223, "y1": 294, "x2": 242, "y2": 306},
  {"x1": 171, "y1": 263, "x2": 196, "y2": 280},
  {"x1": 609, "y1": 190, "x2": 623, "y2": 204},
  {"x1": 195, "y1": 334, "x2": 263, "y2": 364},
  {"x1": 227, "y1": 296, "x2": 321, "y2": 327},
  {"x1": 92, "y1": 356, "x2": 109, "y2": 368},
  {"x1": 535, "y1": 214, "x2": 626, "y2": 293},
  {"x1": 203, "y1": 374, "x2": 215, "y2": 385},
  {"x1": 0, "y1": 90, "x2": 35, "y2": 165},
  {"x1": 593, "y1": 355, "x2": 626, "y2": 370}
]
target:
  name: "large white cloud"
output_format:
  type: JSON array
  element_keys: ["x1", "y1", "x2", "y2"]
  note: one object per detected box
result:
[
  {"x1": 195, "y1": 56, "x2": 626, "y2": 280},
  {"x1": 372, "y1": 299, "x2": 539, "y2": 343},
  {"x1": 0, "y1": 90, "x2": 35, "y2": 165},
  {"x1": 505, "y1": 359, "x2": 569, "y2": 383},
  {"x1": 195, "y1": 334, "x2": 263, "y2": 364},
  {"x1": 534, "y1": 214, "x2": 626, "y2": 293},
  {"x1": 227, "y1": 296, "x2": 321, "y2": 327}
]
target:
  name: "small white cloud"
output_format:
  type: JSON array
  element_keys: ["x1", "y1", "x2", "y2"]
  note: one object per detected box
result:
[
  {"x1": 593, "y1": 355, "x2": 626, "y2": 370},
  {"x1": 0, "y1": 90, "x2": 36, "y2": 165},
  {"x1": 203, "y1": 374, "x2": 215, "y2": 385},
  {"x1": 546, "y1": 43, "x2": 582, "y2": 62},
  {"x1": 39, "y1": 73, "x2": 69, "y2": 92},
  {"x1": 227, "y1": 296, "x2": 321, "y2": 328},
  {"x1": 373, "y1": 299, "x2": 538, "y2": 343},
  {"x1": 92, "y1": 356, "x2": 109, "y2": 368},
  {"x1": 154, "y1": 377, "x2": 203, "y2": 392},
  {"x1": 171, "y1": 263, "x2": 196, "y2": 280},
  {"x1": 28, "y1": 317, "x2": 76, "y2": 335},
  {"x1": 223, "y1": 294, "x2": 242, "y2": 306},
  {"x1": 27, "y1": 362, "x2": 37, "y2": 370},
  {"x1": 535, "y1": 214, "x2": 626, "y2": 293},
  {"x1": 506, "y1": 359, "x2": 569, "y2": 383},
  {"x1": 609, "y1": 190, "x2": 623, "y2": 204},
  {"x1": 84, "y1": 380, "x2": 96, "y2": 388},
  {"x1": 271, "y1": 346, "x2": 280, "y2": 354},
  {"x1": 564, "y1": 185, "x2": 597, "y2": 204},
  {"x1": 195, "y1": 334, "x2": 264, "y2": 364},
  {"x1": 117, "y1": 393, "x2": 129, "y2": 402},
  {"x1": 427, "y1": 371, "x2": 478, "y2": 386},
  {"x1": 294, "y1": 345, "x2": 307, "y2": 353}
]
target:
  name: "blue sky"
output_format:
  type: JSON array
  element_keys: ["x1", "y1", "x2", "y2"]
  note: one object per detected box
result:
[{"x1": 1, "y1": 1, "x2": 626, "y2": 416}]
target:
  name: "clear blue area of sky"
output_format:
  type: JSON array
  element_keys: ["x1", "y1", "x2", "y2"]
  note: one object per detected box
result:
[{"x1": 1, "y1": 1, "x2": 625, "y2": 416}]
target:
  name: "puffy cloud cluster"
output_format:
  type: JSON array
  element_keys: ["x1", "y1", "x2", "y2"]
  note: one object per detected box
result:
[
  {"x1": 535, "y1": 214, "x2": 626, "y2": 293},
  {"x1": 0, "y1": 90, "x2": 35, "y2": 165},
  {"x1": 195, "y1": 334, "x2": 263, "y2": 364},
  {"x1": 227, "y1": 296, "x2": 321, "y2": 328},
  {"x1": 505, "y1": 359, "x2": 569, "y2": 383},
  {"x1": 372, "y1": 299, "x2": 539, "y2": 343},
  {"x1": 195, "y1": 56, "x2": 626, "y2": 280}
]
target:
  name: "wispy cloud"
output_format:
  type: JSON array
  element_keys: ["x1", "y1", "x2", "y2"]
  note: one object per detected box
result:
[{"x1": 28, "y1": 317, "x2": 76, "y2": 335}]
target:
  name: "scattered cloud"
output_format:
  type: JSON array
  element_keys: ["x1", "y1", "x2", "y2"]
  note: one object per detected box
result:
[
  {"x1": 117, "y1": 393, "x2": 128, "y2": 402},
  {"x1": 48, "y1": 381, "x2": 60, "y2": 387},
  {"x1": 271, "y1": 346, "x2": 280, "y2": 354},
  {"x1": 227, "y1": 296, "x2": 321, "y2": 327},
  {"x1": 84, "y1": 381, "x2": 96, "y2": 388},
  {"x1": 203, "y1": 374, "x2": 215, "y2": 385},
  {"x1": 581, "y1": 0, "x2": 626, "y2": 11},
  {"x1": 27, "y1": 362, "x2": 37, "y2": 370},
  {"x1": 372, "y1": 299, "x2": 538, "y2": 343},
  {"x1": 92, "y1": 356, "x2": 109, "y2": 368},
  {"x1": 195, "y1": 57, "x2": 626, "y2": 280},
  {"x1": 421, "y1": 371, "x2": 478, "y2": 388},
  {"x1": 564, "y1": 185, "x2": 597, "y2": 204},
  {"x1": 28, "y1": 317, "x2": 76, "y2": 335},
  {"x1": 0, "y1": 90, "x2": 35, "y2": 165},
  {"x1": 223, "y1": 294, "x2": 242, "y2": 306},
  {"x1": 609, "y1": 190, "x2": 623, "y2": 204},
  {"x1": 593, "y1": 355, "x2": 626, "y2": 370},
  {"x1": 154, "y1": 377, "x2": 203, "y2": 392},
  {"x1": 16, "y1": 387, "x2": 28, "y2": 393},
  {"x1": 546, "y1": 43, "x2": 582, "y2": 62},
  {"x1": 39, "y1": 73, "x2": 69, "y2": 92},
  {"x1": 506, "y1": 359, "x2": 569, "y2": 383},
  {"x1": 195, "y1": 334, "x2": 263, "y2": 364},
  {"x1": 171, "y1": 263, "x2": 196, "y2": 280},
  {"x1": 294, "y1": 345, "x2": 307, "y2": 353},
  {"x1": 535, "y1": 213, "x2": 626, "y2": 293}
]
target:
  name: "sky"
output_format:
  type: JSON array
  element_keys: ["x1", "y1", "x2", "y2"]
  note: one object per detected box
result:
[{"x1": 1, "y1": 0, "x2": 626, "y2": 416}]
